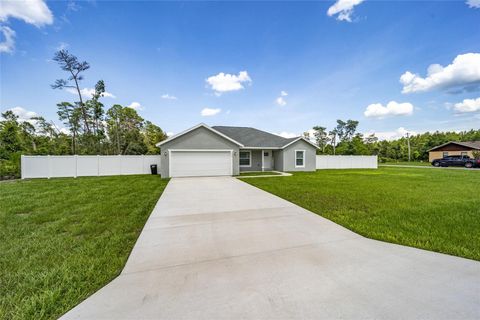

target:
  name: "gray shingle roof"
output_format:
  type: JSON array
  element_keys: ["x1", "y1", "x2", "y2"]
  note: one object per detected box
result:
[{"x1": 212, "y1": 126, "x2": 298, "y2": 148}]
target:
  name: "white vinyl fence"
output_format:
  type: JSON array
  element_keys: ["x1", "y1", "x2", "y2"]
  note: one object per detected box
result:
[
  {"x1": 316, "y1": 155, "x2": 377, "y2": 169},
  {"x1": 21, "y1": 155, "x2": 161, "y2": 179}
]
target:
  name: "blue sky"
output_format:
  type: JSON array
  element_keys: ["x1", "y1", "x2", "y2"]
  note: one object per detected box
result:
[{"x1": 1, "y1": 0, "x2": 480, "y2": 139}]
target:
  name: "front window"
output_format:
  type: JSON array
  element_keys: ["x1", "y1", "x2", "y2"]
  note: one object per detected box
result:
[
  {"x1": 461, "y1": 152, "x2": 467, "y2": 157},
  {"x1": 239, "y1": 151, "x2": 251, "y2": 167},
  {"x1": 442, "y1": 151, "x2": 448, "y2": 158},
  {"x1": 295, "y1": 150, "x2": 305, "y2": 167}
]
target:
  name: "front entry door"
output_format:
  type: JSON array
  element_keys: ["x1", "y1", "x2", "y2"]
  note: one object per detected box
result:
[{"x1": 263, "y1": 150, "x2": 272, "y2": 170}]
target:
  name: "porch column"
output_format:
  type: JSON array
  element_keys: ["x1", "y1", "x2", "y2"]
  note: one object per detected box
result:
[{"x1": 261, "y1": 149, "x2": 264, "y2": 172}]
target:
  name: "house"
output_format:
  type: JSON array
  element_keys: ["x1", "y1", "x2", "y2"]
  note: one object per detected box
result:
[
  {"x1": 156, "y1": 123, "x2": 317, "y2": 178},
  {"x1": 428, "y1": 141, "x2": 480, "y2": 162}
]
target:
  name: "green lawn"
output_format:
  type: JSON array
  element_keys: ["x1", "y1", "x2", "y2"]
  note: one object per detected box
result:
[
  {"x1": 241, "y1": 167, "x2": 480, "y2": 261},
  {"x1": 383, "y1": 161, "x2": 431, "y2": 166},
  {"x1": 0, "y1": 175, "x2": 168, "y2": 320},
  {"x1": 239, "y1": 171, "x2": 282, "y2": 176}
]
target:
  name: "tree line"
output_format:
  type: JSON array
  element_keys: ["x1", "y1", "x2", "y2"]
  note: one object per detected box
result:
[
  {"x1": 0, "y1": 50, "x2": 167, "y2": 178},
  {"x1": 305, "y1": 120, "x2": 480, "y2": 161}
]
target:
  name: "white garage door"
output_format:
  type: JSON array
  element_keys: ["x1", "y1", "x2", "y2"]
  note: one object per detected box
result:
[{"x1": 170, "y1": 150, "x2": 232, "y2": 177}]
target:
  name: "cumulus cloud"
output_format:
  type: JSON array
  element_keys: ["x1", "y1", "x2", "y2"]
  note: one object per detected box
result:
[
  {"x1": 275, "y1": 91, "x2": 288, "y2": 106},
  {"x1": 452, "y1": 97, "x2": 480, "y2": 113},
  {"x1": 277, "y1": 131, "x2": 298, "y2": 139},
  {"x1": 66, "y1": 87, "x2": 116, "y2": 99},
  {"x1": 466, "y1": 0, "x2": 480, "y2": 8},
  {"x1": 0, "y1": 0, "x2": 53, "y2": 27},
  {"x1": 364, "y1": 101, "x2": 414, "y2": 119},
  {"x1": 400, "y1": 53, "x2": 480, "y2": 94},
  {"x1": 201, "y1": 107, "x2": 221, "y2": 116},
  {"x1": 161, "y1": 94, "x2": 177, "y2": 100},
  {"x1": 327, "y1": 0, "x2": 365, "y2": 22},
  {"x1": 0, "y1": 26, "x2": 15, "y2": 53},
  {"x1": 127, "y1": 102, "x2": 143, "y2": 110},
  {"x1": 366, "y1": 127, "x2": 417, "y2": 141},
  {"x1": 206, "y1": 71, "x2": 251, "y2": 95},
  {"x1": 8, "y1": 106, "x2": 38, "y2": 121}
]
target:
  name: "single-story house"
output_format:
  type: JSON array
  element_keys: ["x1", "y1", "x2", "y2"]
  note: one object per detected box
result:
[
  {"x1": 428, "y1": 141, "x2": 480, "y2": 162},
  {"x1": 156, "y1": 123, "x2": 317, "y2": 178}
]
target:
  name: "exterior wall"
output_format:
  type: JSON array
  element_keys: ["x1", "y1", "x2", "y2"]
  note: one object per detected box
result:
[
  {"x1": 429, "y1": 150, "x2": 474, "y2": 162},
  {"x1": 273, "y1": 150, "x2": 284, "y2": 171},
  {"x1": 239, "y1": 149, "x2": 262, "y2": 172},
  {"x1": 160, "y1": 126, "x2": 239, "y2": 177},
  {"x1": 282, "y1": 140, "x2": 316, "y2": 172}
]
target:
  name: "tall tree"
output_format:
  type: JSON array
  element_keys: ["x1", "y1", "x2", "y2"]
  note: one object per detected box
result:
[
  {"x1": 312, "y1": 126, "x2": 330, "y2": 153},
  {"x1": 143, "y1": 121, "x2": 167, "y2": 154},
  {"x1": 51, "y1": 50, "x2": 91, "y2": 134}
]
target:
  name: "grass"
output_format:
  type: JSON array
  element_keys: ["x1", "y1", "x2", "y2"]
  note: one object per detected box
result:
[
  {"x1": 239, "y1": 171, "x2": 282, "y2": 176},
  {"x1": 0, "y1": 175, "x2": 169, "y2": 320},
  {"x1": 241, "y1": 167, "x2": 480, "y2": 261},
  {"x1": 383, "y1": 161, "x2": 431, "y2": 166}
]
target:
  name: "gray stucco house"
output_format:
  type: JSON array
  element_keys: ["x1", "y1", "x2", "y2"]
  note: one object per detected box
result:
[{"x1": 156, "y1": 123, "x2": 317, "y2": 178}]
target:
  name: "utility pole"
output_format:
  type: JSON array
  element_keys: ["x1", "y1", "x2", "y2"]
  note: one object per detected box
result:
[{"x1": 406, "y1": 132, "x2": 411, "y2": 162}]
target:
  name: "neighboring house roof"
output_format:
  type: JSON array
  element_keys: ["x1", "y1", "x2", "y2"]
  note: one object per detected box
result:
[
  {"x1": 427, "y1": 141, "x2": 480, "y2": 152},
  {"x1": 156, "y1": 123, "x2": 244, "y2": 147}
]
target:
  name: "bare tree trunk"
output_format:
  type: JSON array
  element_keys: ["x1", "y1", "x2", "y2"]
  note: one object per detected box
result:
[{"x1": 72, "y1": 74, "x2": 90, "y2": 134}]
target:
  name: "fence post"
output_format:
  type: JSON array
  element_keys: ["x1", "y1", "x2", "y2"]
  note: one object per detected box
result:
[
  {"x1": 21, "y1": 155, "x2": 25, "y2": 179},
  {"x1": 97, "y1": 155, "x2": 100, "y2": 176},
  {"x1": 142, "y1": 155, "x2": 145, "y2": 174},
  {"x1": 47, "y1": 155, "x2": 51, "y2": 179},
  {"x1": 74, "y1": 155, "x2": 78, "y2": 178},
  {"x1": 119, "y1": 154, "x2": 122, "y2": 175}
]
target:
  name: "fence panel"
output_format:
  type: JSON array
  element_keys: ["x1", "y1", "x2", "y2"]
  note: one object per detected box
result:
[
  {"x1": 316, "y1": 155, "x2": 377, "y2": 169},
  {"x1": 21, "y1": 155, "x2": 162, "y2": 179}
]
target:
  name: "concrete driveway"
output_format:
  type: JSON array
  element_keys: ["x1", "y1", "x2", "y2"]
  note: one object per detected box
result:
[{"x1": 62, "y1": 177, "x2": 480, "y2": 319}]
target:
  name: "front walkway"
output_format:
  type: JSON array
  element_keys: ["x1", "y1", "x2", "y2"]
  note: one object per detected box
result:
[{"x1": 62, "y1": 177, "x2": 480, "y2": 319}]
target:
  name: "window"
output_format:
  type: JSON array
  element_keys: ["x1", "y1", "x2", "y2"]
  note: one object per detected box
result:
[
  {"x1": 295, "y1": 150, "x2": 305, "y2": 168},
  {"x1": 461, "y1": 151, "x2": 468, "y2": 157},
  {"x1": 442, "y1": 151, "x2": 448, "y2": 158},
  {"x1": 264, "y1": 151, "x2": 269, "y2": 157},
  {"x1": 239, "y1": 151, "x2": 251, "y2": 167}
]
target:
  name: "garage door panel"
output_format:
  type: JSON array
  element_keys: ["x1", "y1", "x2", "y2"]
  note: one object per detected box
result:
[{"x1": 170, "y1": 151, "x2": 232, "y2": 177}]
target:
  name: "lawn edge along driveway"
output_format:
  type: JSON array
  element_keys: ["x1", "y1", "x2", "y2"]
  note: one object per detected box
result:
[
  {"x1": 0, "y1": 175, "x2": 169, "y2": 320},
  {"x1": 241, "y1": 167, "x2": 480, "y2": 261}
]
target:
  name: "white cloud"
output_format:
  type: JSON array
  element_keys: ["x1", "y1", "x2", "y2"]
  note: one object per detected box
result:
[
  {"x1": 0, "y1": 0, "x2": 53, "y2": 27},
  {"x1": 56, "y1": 42, "x2": 69, "y2": 50},
  {"x1": 452, "y1": 97, "x2": 480, "y2": 113},
  {"x1": 59, "y1": 127, "x2": 70, "y2": 134},
  {"x1": 0, "y1": 26, "x2": 15, "y2": 53},
  {"x1": 127, "y1": 102, "x2": 143, "y2": 110},
  {"x1": 364, "y1": 101, "x2": 414, "y2": 119},
  {"x1": 166, "y1": 131, "x2": 174, "y2": 137},
  {"x1": 201, "y1": 107, "x2": 221, "y2": 116},
  {"x1": 161, "y1": 94, "x2": 177, "y2": 100},
  {"x1": 206, "y1": 71, "x2": 251, "y2": 95},
  {"x1": 66, "y1": 87, "x2": 116, "y2": 99},
  {"x1": 275, "y1": 91, "x2": 288, "y2": 106},
  {"x1": 400, "y1": 53, "x2": 480, "y2": 93},
  {"x1": 276, "y1": 97, "x2": 287, "y2": 106},
  {"x1": 327, "y1": 0, "x2": 365, "y2": 22},
  {"x1": 366, "y1": 127, "x2": 417, "y2": 141},
  {"x1": 277, "y1": 131, "x2": 298, "y2": 139},
  {"x1": 7, "y1": 106, "x2": 38, "y2": 121},
  {"x1": 466, "y1": 0, "x2": 480, "y2": 8}
]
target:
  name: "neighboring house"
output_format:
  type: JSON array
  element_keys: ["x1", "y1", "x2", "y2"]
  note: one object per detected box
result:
[
  {"x1": 156, "y1": 123, "x2": 317, "y2": 178},
  {"x1": 428, "y1": 141, "x2": 480, "y2": 162}
]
